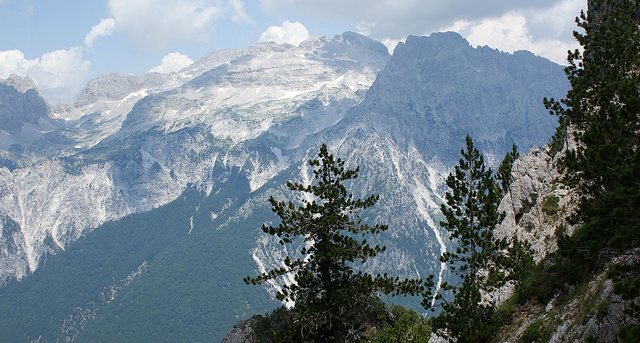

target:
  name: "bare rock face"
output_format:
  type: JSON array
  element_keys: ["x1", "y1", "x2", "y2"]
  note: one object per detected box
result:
[
  {"x1": 220, "y1": 318, "x2": 257, "y2": 343},
  {"x1": 550, "y1": 250, "x2": 639, "y2": 343},
  {"x1": 489, "y1": 141, "x2": 580, "y2": 304},
  {"x1": 563, "y1": 279, "x2": 637, "y2": 342},
  {"x1": 495, "y1": 146, "x2": 578, "y2": 261},
  {"x1": 3, "y1": 74, "x2": 37, "y2": 93}
]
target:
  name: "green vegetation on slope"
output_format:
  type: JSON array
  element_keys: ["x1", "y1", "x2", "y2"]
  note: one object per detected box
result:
[
  {"x1": 0, "y1": 167, "x2": 278, "y2": 342},
  {"x1": 251, "y1": 301, "x2": 431, "y2": 343}
]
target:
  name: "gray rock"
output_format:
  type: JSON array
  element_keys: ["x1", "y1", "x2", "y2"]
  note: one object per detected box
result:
[
  {"x1": 220, "y1": 318, "x2": 257, "y2": 343},
  {"x1": 74, "y1": 72, "x2": 169, "y2": 107},
  {"x1": 495, "y1": 145, "x2": 578, "y2": 262},
  {"x1": 2, "y1": 74, "x2": 37, "y2": 93}
]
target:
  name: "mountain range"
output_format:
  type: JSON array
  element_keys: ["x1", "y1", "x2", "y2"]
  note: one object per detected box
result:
[{"x1": 0, "y1": 31, "x2": 568, "y2": 342}]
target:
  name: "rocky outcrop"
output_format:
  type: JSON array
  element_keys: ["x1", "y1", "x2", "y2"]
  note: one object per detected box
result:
[
  {"x1": 495, "y1": 146, "x2": 579, "y2": 261},
  {"x1": 496, "y1": 250, "x2": 640, "y2": 343},
  {"x1": 555, "y1": 255, "x2": 639, "y2": 343},
  {"x1": 493, "y1": 130, "x2": 638, "y2": 342},
  {"x1": 220, "y1": 318, "x2": 257, "y2": 343}
]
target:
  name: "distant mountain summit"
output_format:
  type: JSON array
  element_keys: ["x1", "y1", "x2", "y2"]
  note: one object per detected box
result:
[
  {"x1": 0, "y1": 75, "x2": 47, "y2": 133},
  {"x1": 343, "y1": 31, "x2": 566, "y2": 163},
  {"x1": 0, "y1": 75, "x2": 72, "y2": 167}
]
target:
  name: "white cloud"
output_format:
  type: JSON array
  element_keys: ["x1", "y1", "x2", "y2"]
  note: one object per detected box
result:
[
  {"x1": 259, "y1": 21, "x2": 309, "y2": 46},
  {"x1": 0, "y1": 50, "x2": 37, "y2": 77},
  {"x1": 228, "y1": 0, "x2": 251, "y2": 24},
  {"x1": 107, "y1": 0, "x2": 225, "y2": 49},
  {"x1": 150, "y1": 52, "x2": 194, "y2": 73},
  {"x1": 441, "y1": 9, "x2": 578, "y2": 64},
  {"x1": 261, "y1": 0, "x2": 585, "y2": 64},
  {"x1": 261, "y1": 0, "x2": 570, "y2": 39},
  {"x1": 0, "y1": 47, "x2": 90, "y2": 103},
  {"x1": 84, "y1": 18, "x2": 117, "y2": 48}
]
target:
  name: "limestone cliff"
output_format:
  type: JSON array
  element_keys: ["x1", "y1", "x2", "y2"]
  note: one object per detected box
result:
[
  {"x1": 493, "y1": 141, "x2": 639, "y2": 342},
  {"x1": 496, "y1": 146, "x2": 578, "y2": 262}
]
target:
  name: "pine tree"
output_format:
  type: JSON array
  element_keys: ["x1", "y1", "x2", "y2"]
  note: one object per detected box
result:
[
  {"x1": 427, "y1": 135, "x2": 532, "y2": 342},
  {"x1": 245, "y1": 144, "x2": 424, "y2": 343},
  {"x1": 544, "y1": 0, "x2": 640, "y2": 262},
  {"x1": 496, "y1": 144, "x2": 519, "y2": 197}
]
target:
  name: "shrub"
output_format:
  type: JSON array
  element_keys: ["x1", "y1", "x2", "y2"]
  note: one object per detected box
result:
[{"x1": 541, "y1": 194, "x2": 560, "y2": 216}]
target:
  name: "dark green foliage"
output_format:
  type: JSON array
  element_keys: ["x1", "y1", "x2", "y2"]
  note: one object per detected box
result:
[
  {"x1": 0, "y1": 181, "x2": 277, "y2": 343},
  {"x1": 609, "y1": 261, "x2": 640, "y2": 328},
  {"x1": 521, "y1": 319, "x2": 551, "y2": 343},
  {"x1": 496, "y1": 143, "x2": 519, "y2": 196},
  {"x1": 547, "y1": 116, "x2": 569, "y2": 157},
  {"x1": 245, "y1": 144, "x2": 424, "y2": 342},
  {"x1": 620, "y1": 324, "x2": 640, "y2": 343},
  {"x1": 253, "y1": 300, "x2": 431, "y2": 343},
  {"x1": 363, "y1": 305, "x2": 431, "y2": 343},
  {"x1": 609, "y1": 263, "x2": 640, "y2": 300},
  {"x1": 595, "y1": 299, "x2": 610, "y2": 320},
  {"x1": 513, "y1": 261, "x2": 560, "y2": 305},
  {"x1": 585, "y1": 335, "x2": 598, "y2": 343},
  {"x1": 426, "y1": 135, "x2": 533, "y2": 342},
  {"x1": 253, "y1": 307, "x2": 305, "y2": 343},
  {"x1": 541, "y1": 194, "x2": 560, "y2": 215},
  {"x1": 544, "y1": 0, "x2": 640, "y2": 267},
  {"x1": 513, "y1": 247, "x2": 596, "y2": 307}
]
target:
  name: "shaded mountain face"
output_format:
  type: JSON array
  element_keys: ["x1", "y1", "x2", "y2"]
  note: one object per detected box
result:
[
  {"x1": 0, "y1": 76, "x2": 47, "y2": 132},
  {"x1": 0, "y1": 32, "x2": 568, "y2": 342},
  {"x1": 343, "y1": 32, "x2": 564, "y2": 163},
  {"x1": 0, "y1": 75, "x2": 72, "y2": 168}
]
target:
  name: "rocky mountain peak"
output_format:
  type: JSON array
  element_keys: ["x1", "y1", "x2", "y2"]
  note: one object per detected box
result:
[
  {"x1": 347, "y1": 31, "x2": 568, "y2": 163},
  {"x1": 74, "y1": 72, "x2": 170, "y2": 107},
  {"x1": 1, "y1": 74, "x2": 37, "y2": 93},
  {"x1": 0, "y1": 77, "x2": 49, "y2": 133},
  {"x1": 400, "y1": 31, "x2": 469, "y2": 53}
]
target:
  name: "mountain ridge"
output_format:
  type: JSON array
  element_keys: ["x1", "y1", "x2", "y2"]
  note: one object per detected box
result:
[{"x1": 0, "y1": 31, "x2": 569, "y2": 342}]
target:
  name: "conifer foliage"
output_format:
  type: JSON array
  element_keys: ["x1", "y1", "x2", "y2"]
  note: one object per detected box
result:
[
  {"x1": 427, "y1": 135, "x2": 533, "y2": 342},
  {"x1": 245, "y1": 144, "x2": 423, "y2": 342},
  {"x1": 544, "y1": 0, "x2": 640, "y2": 262},
  {"x1": 496, "y1": 144, "x2": 519, "y2": 197}
]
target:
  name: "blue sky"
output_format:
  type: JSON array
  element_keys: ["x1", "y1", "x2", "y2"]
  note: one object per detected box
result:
[{"x1": 0, "y1": 0, "x2": 586, "y2": 103}]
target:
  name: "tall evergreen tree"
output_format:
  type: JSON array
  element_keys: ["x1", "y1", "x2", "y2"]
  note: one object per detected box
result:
[
  {"x1": 427, "y1": 135, "x2": 532, "y2": 342},
  {"x1": 496, "y1": 144, "x2": 519, "y2": 197},
  {"x1": 544, "y1": 0, "x2": 640, "y2": 261},
  {"x1": 245, "y1": 144, "x2": 424, "y2": 343}
]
